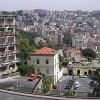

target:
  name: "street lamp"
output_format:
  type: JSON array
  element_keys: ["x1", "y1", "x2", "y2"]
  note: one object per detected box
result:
[
  {"x1": 9, "y1": 67, "x2": 12, "y2": 77},
  {"x1": 72, "y1": 65, "x2": 74, "y2": 81},
  {"x1": 16, "y1": 79, "x2": 19, "y2": 90},
  {"x1": 59, "y1": 79, "x2": 62, "y2": 95}
]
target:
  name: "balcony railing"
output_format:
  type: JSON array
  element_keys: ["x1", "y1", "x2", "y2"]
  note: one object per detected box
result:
[
  {"x1": 6, "y1": 42, "x2": 17, "y2": 46},
  {"x1": 0, "y1": 22, "x2": 4, "y2": 25},
  {"x1": 6, "y1": 33, "x2": 15, "y2": 36},
  {"x1": 9, "y1": 59, "x2": 19, "y2": 63},
  {"x1": 0, "y1": 52, "x2": 6, "y2": 57},
  {"x1": 0, "y1": 33, "x2": 5, "y2": 37},
  {"x1": 5, "y1": 22, "x2": 15, "y2": 26},
  {"x1": 0, "y1": 60, "x2": 9, "y2": 65},
  {"x1": 7, "y1": 50, "x2": 18, "y2": 54}
]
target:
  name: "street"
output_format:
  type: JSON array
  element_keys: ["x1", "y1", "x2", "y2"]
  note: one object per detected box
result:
[
  {"x1": 0, "y1": 91, "x2": 99, "y2": 100},
  {"x1": 50, "y1": 76, "x2": 92, "y2": 97},
  {"x1": 74, "y1": 77, "x2": 91, "y2": 97},
  {"x1": 0, "y1": 92, "x2": 45, "y2": 100}
]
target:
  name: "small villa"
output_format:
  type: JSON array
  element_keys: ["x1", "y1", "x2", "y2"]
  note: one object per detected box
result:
[{"x1": 29, "y1": 47, "x2": 63, "y2": 84}]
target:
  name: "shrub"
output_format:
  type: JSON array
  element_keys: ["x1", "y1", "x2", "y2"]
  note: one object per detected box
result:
[{"x1": 64, "y1": 90, "x2": 75, "y2": 96}]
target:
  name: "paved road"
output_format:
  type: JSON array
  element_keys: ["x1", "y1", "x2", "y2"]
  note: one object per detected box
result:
[
  {"x1": 0, "y1": 91, "x2": 99, "y2": 100},
  {"x1": 0, "y1": 76, "x2": 39, "y2": 93},
  {"x1": 0, "y1": 92, "x2": 44, "y2": 100},
  {"x1": 50, "y1": 76, "x2": 72, "y2": 95},
  {"x1": 50, "y1": 76, "x2": 92, "y2": 97},
  {"x1": 75, "y1": 77, "x2": 91, "y2": 97}
]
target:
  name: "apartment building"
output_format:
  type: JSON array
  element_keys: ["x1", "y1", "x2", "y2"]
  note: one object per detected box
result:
[
  {"x1": 0, "y1": 15, "x2": 18, "y2": 75},
  {"x1": 45, "y1": 28, "x2": 64, "y2": 46}
]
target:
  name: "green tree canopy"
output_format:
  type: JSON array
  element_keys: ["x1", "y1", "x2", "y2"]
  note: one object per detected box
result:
[
  {"x1": 81, "y1": 48, "x2": 96, "y2": 61},
  {"x1": 17, "y1": 60, "x2": 35, "y2": 76},
  {"x1": 16, "y1": 30, "x2": 37, "y2": 76},
  {"x1": 16, "y1": 34, "x2": 35, "y2": 60},
  {"x1": 39, "y1": 73, "x2": 53, "y2": 93}
]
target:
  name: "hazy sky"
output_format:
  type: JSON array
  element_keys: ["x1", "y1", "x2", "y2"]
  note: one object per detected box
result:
[{"x1": 0, "y1": 0, "x2": 100, "y2": 11}]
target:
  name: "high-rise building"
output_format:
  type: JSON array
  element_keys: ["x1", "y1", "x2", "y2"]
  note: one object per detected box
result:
[{"x1": 0, "y1": 15, "x2": 18, "y2": 75}]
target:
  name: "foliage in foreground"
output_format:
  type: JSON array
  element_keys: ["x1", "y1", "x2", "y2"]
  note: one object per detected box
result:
[
  {"x1": 39, "y1": 73, "x2": 53, "y2": 93},
  {"x1": 64, "y1": 90, "x2": 75, "y2": 96},
  {"x1": 92, "y1": 68, "x2": 100, "y2": 97}
]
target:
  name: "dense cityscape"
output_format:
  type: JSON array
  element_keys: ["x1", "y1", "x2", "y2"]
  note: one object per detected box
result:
[{"x1": 0, "y1": 2, "x2": 100, "y2": 100}]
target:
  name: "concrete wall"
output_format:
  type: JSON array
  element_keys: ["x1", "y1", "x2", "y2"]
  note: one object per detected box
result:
[{"x1": 33, "y1": 78, "x2": 42, "y2": 93}]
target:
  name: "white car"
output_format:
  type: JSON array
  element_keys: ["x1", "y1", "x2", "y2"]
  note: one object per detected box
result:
[
  {"x1": 74, "y1": 81, "x2": 79, "y2": 88},
  {"x1": 79, "y1": 74, "x2": 87, "y2": 78}
]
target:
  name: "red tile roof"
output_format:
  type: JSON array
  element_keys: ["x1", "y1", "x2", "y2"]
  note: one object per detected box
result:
[{"x1": 33, "y1": 47, "x2": 55, "y2": 55}]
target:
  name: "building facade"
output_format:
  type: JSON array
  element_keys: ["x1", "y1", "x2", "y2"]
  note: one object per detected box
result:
[
  {"x1": 29, "y1": 47, "x2": 62, "y2": 84},
  {"x1": 0, "y1": 15, "x2": 18, "y2": 75},
  {"x1": 65, "y1": 48, "x2": 100, "y2": 76}
]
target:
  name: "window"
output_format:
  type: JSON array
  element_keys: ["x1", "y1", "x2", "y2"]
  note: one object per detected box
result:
[
  {"x1": 0, "y1": 66, "x2": 6, "y2": 72},
  {"x1": 37, "y1": 59, "x2": 40, "y2": 64},
  {"x1": 46, "y1": 59, "x2": 49, "y2": 64}
]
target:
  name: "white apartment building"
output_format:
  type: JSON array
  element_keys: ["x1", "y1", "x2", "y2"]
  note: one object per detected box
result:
[
  {"x1": 29, "y1": 47, "x2": 62, "y2": 84},
  {"x1": 0, "y1": 15, "x2": 18, "y2": 75}
]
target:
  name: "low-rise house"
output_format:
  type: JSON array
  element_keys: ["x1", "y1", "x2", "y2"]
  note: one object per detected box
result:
[{"x1": 29, "y1": 47, "x2": 63, "y2": 84}]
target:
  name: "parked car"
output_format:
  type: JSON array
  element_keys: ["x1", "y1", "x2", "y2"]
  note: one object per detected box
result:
[
  {"x1": 65, "y1": 85, "x2": 71, "y2": 90},
  {"x1": 68, "y1": 80, "x2": 74, "y2": 85},
  {"x1": 79, "y1": 74, "x2": 87, "y2": 78},
  {"x1": 28, "y1": 74, "x2": 38, "y2": 81},
  {"x1": 74, "y1": 81, "x2": 79, "y2": 88}
]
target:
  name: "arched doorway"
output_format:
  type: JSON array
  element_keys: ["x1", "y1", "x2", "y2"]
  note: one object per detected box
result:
[
  {"x1": 84, "y1": 72, "x2": 87, "y2": 75},
  {"x1": 88, "y1": 70, "x2": 91, "y2": 75},
  {"x1": 77, "y1": 69, "x2": 80, "y2": 75}
]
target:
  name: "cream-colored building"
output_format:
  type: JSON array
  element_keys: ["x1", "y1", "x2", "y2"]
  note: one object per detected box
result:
[
  {"x1": 64, "y1": 48, "x2": 100, "y2": 76},
  {"x1": 29, "y1": 47, "x2": 63, "y2": 84}
]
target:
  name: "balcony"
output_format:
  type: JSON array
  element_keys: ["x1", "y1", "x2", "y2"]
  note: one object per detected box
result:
[
  {"x1": 9, "y1": 58, "x2": 19, "y2": 64},
  {"x1": 0, "y1": 33, "x2": 5, "y2": 37},
  {"x1": 0, "y1": 43, "x2": 6, "y2": 46},
  {"x1": 0, "y1": 52, "x2": 6, "y2": 58},
  {"x1": 0, "y1": 20, "x2": 4, "y2": 25},
  {"x1": 6, "y1": 33, "x2": 14, "y2": 36},
  {"x1": 0, "y1": 60, "x2": 9, "y2": 65},
  {"x1": 7, "y1": 50, "x2": 18, "y2": 54},
  {"x1": 6, "y1": 42, "x2": 17, "y2": 46},
  {"x1": 0, "y1": 47, "x2": 5, "y2": 52},
  {"x1": 5, "y1": 22, "x2": 14, "y2": 26}
]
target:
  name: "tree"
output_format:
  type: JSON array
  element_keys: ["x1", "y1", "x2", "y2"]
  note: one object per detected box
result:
[
  {"x1": 16, "y1": 34, "x2": 35, "y2": 60},
  {"x1": 16, "y1": 30, "x2": 36, "y2": 76},
  {"x1": 39, "y1": 73, "x2": 53, "y2": 93},
  {"x1": 81, "y1": 48, "x2": 96, "y2": 61},
  {"x1": 59, "y1": 55, "x2": 68, "y2": 70},
  {"x1": 91, "y1": 68, "x2": 100, "y2": 97},
  {"x1": 16, "y1": 29, "x2": 38, "y2": 47},
  {"x1": 17, "y1": 60, "x2": 35, "y2": 76}
]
